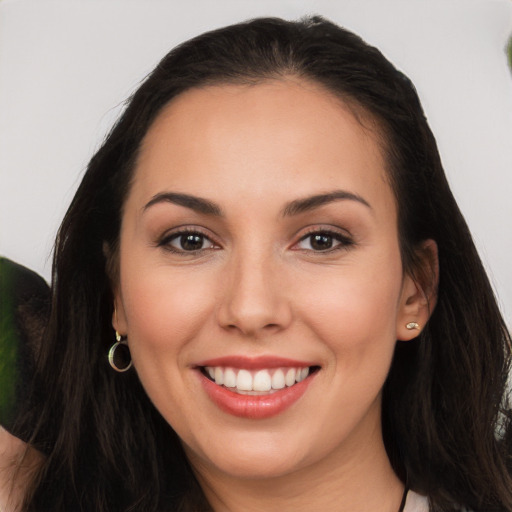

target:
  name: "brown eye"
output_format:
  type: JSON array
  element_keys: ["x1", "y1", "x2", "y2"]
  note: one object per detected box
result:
[
  {"x1": 162, "y1": 231, "x2": 217, "y2": 253},
  {"x1": 178, "y1": 234, "x2": 206, "y2": 251},
  {"x1": 310, "y1": 234, "x2": 334, "y2": 251},
  {"x1": 296, "y1": 231, "x2": 353, "y2": 252}
]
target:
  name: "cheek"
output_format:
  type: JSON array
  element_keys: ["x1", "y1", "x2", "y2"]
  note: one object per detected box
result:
[
  {"x1": 296, "y1": 254, "x2": 403, "y2": 362},
  {"x1": 119, "y1": 264, "x2": 216, "y2": 361},
  {"x1": 117, "y1": 265, "x2": 219, "y2": 426}
]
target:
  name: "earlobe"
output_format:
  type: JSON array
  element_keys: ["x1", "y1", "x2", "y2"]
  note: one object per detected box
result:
[
  {"x1": 396, "y1": 275, "x2": 425, "y2": 341},
  {"x1": 112, "y1": 294, "x2": 128, "y2": 336},
  {"x1": 396, "y1": 239, "x2": 438, "y2": 341},
  {"x1": 104, "y1": 241, "x2": 127, "y2": 335}
]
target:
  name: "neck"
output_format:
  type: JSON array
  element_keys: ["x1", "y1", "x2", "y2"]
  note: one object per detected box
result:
[{"x1": 189, "y1": 411, "x2": 404, "y2": 512}]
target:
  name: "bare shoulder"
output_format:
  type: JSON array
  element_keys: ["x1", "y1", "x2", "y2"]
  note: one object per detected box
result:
[{"x1": 0, "y1": 426, "x2": 43, "y2": 512}]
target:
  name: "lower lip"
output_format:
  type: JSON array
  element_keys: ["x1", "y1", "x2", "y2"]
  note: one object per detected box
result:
[{"x1": 198, "y1": 370, "x2": 316, "y2": 419}]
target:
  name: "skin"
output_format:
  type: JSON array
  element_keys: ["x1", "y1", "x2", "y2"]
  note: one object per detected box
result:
[
  {"x1": 0, "y1": 427, "x2": 43, "y2": 511},
  {"x1": 114, "y1": 78, "x2": 435, "y2": 511}
]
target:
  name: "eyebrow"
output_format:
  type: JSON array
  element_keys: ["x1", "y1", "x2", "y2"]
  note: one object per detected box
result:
[
  {"x1": 143, "y1": 192, "x2": 223, "y2": 216},
  {"x1": 142, "y1": 189, "x2": 371, "y2": 217},
  {"x1": 281, "y1": 190, "x2": 371, "y2": 217}
]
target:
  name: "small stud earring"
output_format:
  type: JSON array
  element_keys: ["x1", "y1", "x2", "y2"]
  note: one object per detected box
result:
[{"x1": 406, "y1": 322, "x2": 420, "y2": 331}]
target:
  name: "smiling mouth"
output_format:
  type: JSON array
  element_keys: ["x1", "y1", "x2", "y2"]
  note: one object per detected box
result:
[{"x1": 200, "y1": 366, "x2": 320, "y2": 395}]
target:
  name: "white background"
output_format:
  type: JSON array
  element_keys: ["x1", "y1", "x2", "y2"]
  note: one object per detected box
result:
[{"x1": 1, "y1": 0, "x2": 511, "y2": 325}]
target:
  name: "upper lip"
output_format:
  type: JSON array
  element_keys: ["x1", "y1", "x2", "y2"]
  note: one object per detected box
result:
[{"x1": 194, "y1": 355, "x2": 317, "y2": 370}]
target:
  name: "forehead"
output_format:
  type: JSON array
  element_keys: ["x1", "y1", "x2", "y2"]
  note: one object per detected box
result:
[{"x1": 131, "y1": 79, "x2": 392, "y2": 214}]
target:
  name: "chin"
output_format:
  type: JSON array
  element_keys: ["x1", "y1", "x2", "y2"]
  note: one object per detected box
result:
[
  {"x1": 211, "y1": 454, "x2": 305, "y2": 480},
  {"x1": 185, "y1": 430, "x2": 318, "y2": 481}
]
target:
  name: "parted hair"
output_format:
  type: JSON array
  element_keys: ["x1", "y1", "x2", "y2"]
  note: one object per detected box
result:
[{"x1": 16, "y1": 16, "x2": 512, "y2": 511}]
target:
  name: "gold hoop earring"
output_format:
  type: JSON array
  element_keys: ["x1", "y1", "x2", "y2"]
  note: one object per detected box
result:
[
  {"x1": 406, "y1": 322, "x2": 420, "y2": 331},
  {"x1": 108, "y1": 332, "x2": 133, "y2": 372}
]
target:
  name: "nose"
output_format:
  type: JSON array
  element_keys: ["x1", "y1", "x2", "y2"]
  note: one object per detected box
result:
[{"x1": 216, "y1": 252, "x2": 292, "y2": 338}]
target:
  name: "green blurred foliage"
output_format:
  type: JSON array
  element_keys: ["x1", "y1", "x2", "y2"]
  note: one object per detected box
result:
[
  {"x1": 0, "y1": 257, "x2": 49, "y2": 428},
  {"x1": 0, "y1": 258, "x2": 19, "y2": 424}
]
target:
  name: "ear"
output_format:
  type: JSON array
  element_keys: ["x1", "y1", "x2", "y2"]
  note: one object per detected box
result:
[
  {"x1": 396, "y1": 239, "x2": 439, "y2": 341},
  {"x1": 103, "y1": 240, "x2": 128, "y2": 336},
  {"x1": 112, "y1": 292, "x2": 128, "y2": 336}
]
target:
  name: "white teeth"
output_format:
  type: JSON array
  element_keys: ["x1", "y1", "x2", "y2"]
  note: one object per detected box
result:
[
  {"x1": 295, "y1": 367, "x2": 310, "y2": 383},
  {"x1": 214, "y1": 367, "x2": 224, "y2": 385},
  {"x1": 253, "y1": 370, "x2": 272, "y2": 391},
  {"x1": 271, "y1": 369, "x2": 285, "y2": 389},
  {"x1": 285, "y1": 368, "x2": 296, "y2": 387},
  {"x1": 236, "y1": 369, "x2": 253, "y2": 391},
  {"x1": 224, "y1": 368, "x2": 237, "y2": 388},
  {"x1": 204, "y1": 366, "x2": 313, "y2": 393}
]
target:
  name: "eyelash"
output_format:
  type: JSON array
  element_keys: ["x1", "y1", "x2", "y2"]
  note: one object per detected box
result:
[
  {"x1": 294, "y1": 228, "x2": 354, "y2": 253},
  {"x1": 157, "y1": 228, "x2": 219, "y2": 254},
  {"x1": 157, "y1": 227, "x2": 354, "y2": 255}
]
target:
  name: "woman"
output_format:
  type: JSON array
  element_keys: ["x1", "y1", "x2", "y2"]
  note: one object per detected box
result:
[{"x1": 1, "y1": 15, "x2": 511, "y2": 511}]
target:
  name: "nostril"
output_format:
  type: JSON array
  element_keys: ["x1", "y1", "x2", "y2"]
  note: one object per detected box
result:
[
  {"x1": 221, "y1": 321, "x2": 282, "y2": 336},
  {"x1": 215, "y1": 272, "x2": 293, "y2": 333}
]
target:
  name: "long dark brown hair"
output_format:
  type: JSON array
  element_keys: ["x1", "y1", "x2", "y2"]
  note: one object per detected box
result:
[{"x1": 14, "y1": 16, "x2": 512, "y2": 511}]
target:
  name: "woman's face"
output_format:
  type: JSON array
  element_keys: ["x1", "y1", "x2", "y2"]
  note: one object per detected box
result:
[{"x1": 114, "y1": 79, "x2": 423, "y2": 481}]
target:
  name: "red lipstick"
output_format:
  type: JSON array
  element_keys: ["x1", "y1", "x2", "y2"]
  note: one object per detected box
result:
[
  {"x1": 194, "y1": 356, "x2": 318, "y2": 419},
  {"x1": 195, "y1": 355, "x2": 313, "y2": 370}
]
